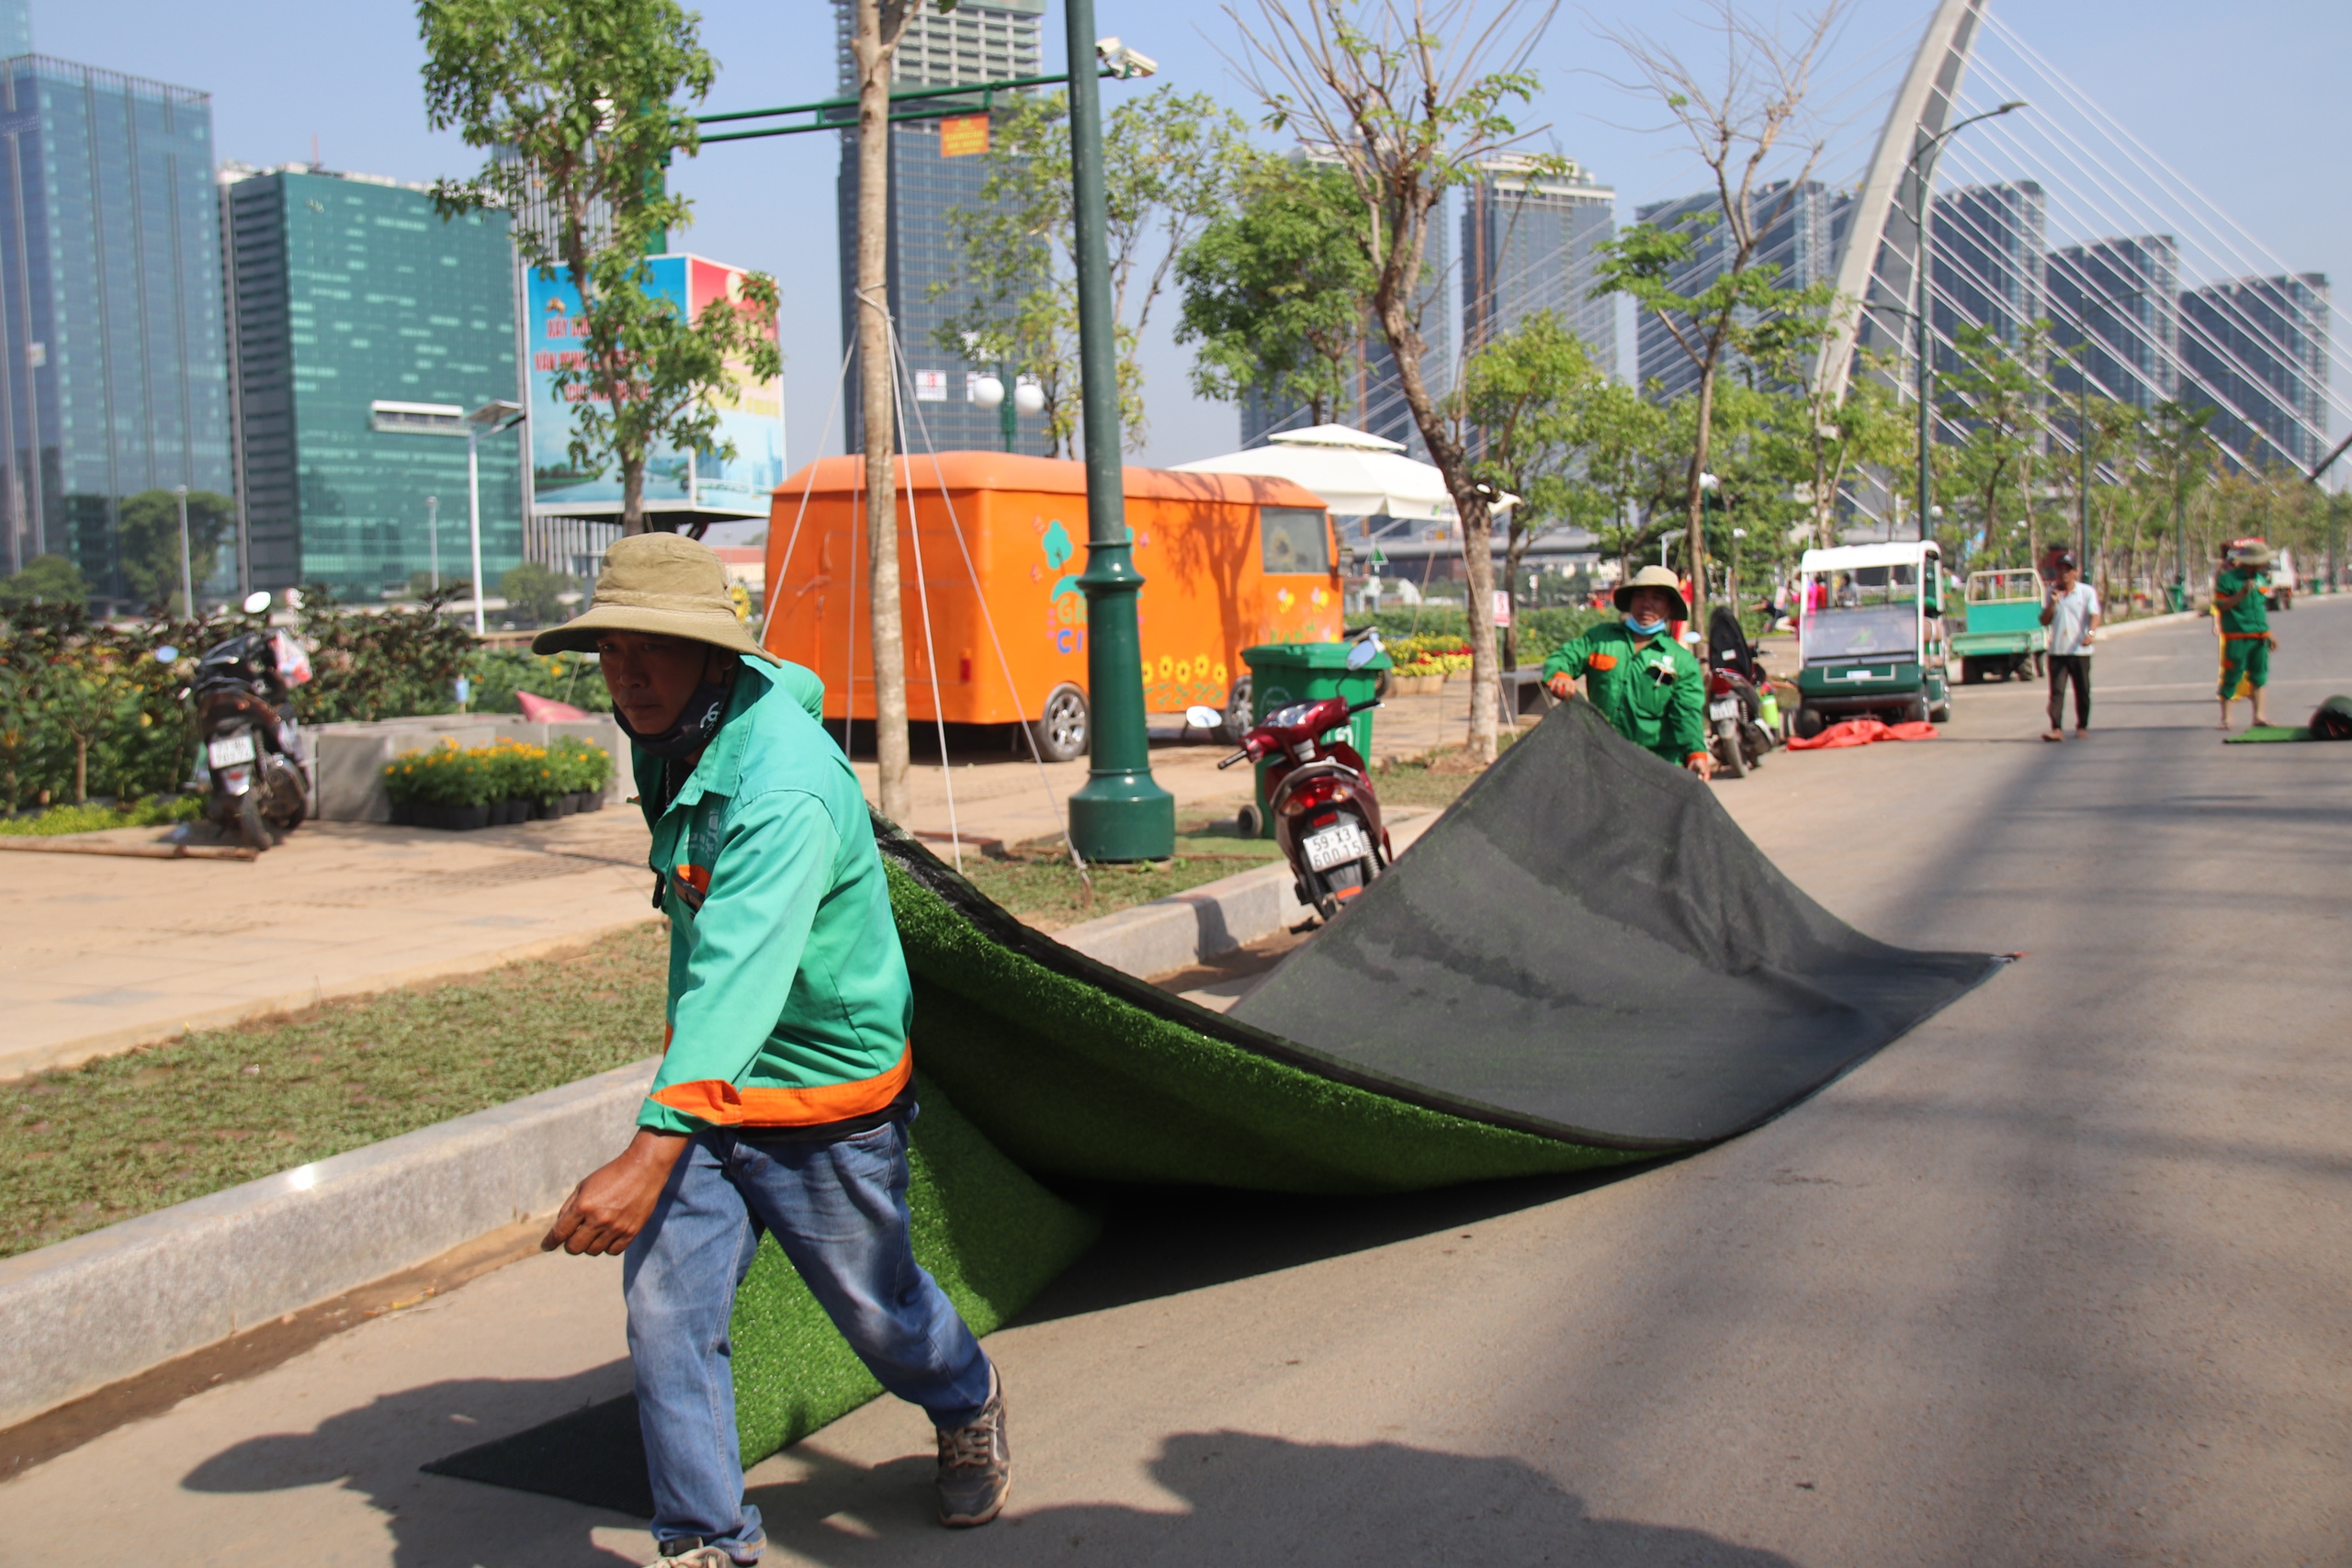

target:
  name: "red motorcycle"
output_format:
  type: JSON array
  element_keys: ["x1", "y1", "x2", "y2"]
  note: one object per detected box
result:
[{"x1": 1193, "y1": 691, "x2": 1392, "y2": 923}]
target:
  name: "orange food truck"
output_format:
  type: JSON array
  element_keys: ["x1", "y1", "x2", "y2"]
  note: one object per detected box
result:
[{"x1": 761, "y1": 453, "x2": 1340, "y2": 760}]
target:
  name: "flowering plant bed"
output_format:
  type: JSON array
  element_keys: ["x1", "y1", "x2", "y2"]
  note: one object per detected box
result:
[{"x1": 383, "y1": 736, "x2": 613, "y2": 829}]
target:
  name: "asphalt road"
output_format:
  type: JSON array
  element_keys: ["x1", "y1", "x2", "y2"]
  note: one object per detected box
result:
[{"x1": 2, "y1": 603, "x2": 2345, "y2": 1566}]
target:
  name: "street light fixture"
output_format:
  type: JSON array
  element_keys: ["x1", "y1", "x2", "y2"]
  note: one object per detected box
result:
[
  {"x1": 1904, "y1": 99, "x2": 2026, "y2": 553},
  {"x1": 465, "y1": 400, "x2": 525, "y2": 637},
  {"x1": 2044, "y1": 283, "x2": 2149, "y2": 585}
]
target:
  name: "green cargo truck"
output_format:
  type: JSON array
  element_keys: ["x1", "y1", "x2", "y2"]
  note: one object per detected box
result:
[{"x1": 1951, "y1": 570, "x2": 2047, "y2": 683}]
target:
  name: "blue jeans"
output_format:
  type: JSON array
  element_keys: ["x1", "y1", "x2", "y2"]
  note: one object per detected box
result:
[{"x1": 622, "y1": 1116, "x2": 992, "y2": 1559}]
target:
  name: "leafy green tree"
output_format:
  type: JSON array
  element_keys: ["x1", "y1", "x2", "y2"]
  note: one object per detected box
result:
[
  {"x1": 499, "y1": 561, "x2": 570, "y2": 626},
  {"x1": 292, "y1": 586, "x2": 478, "y2": 724},
  {"x1": 1938, "y1": 322, "x2": 2051, "y2": 568},
  {"x1": 1228, "y1": 0, "x2": 1562, "y2": 764},
  {"x1": 0, "y1": 555, "x2": 90, "y2": 614},
  {"x1": 421, "y1": 0, "x2": 781, "y2": 535},
  {"x1": 1176, "y1": 159, "x2": 1376, "y2": 429},
  {"x1": 1580, "y1": 382, "x2": 1682, "y2": 575},
  {"x1": 1453, "y1": 311, "x2": 1611, "y2": 665},
  {"x1": 938, "y1": 85, "x2": 1251, "y2": 454},
  {"x1": 116, "y1": 490, "x2": 236, "y2": 612}
]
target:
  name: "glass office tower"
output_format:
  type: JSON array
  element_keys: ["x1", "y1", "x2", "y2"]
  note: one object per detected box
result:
[
  {"x1": 0, "y1": 52, "x2": 232, "y2": 599},
  {"x1": 834, "y1": 0, "x2": 1051, "y2": 456},
  {"x1": 1461, "y1": 154, "x2": 1616, "y2": 370},
  {"x1": 1634, "y1": 179, "x2": 1845, "y2": 401},
  {"x1": 2180, "y1": 273, "x2": 2332, "y2": 472},
  {"x1": 221, "y1": 164, "x2": 521, "y2": 597}
]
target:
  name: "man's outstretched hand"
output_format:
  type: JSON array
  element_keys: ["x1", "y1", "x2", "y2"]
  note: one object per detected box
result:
[
  {"x1": 543, "y1": 1128, "x2": 692, "y2": 1257},
  {"x1": 1546, "y1": 672, "x2": 1577, "y2": 700}
]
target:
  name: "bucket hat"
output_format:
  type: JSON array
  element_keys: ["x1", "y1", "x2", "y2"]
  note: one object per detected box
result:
[
  {"x1": 1612, "y1": 564, "x2": 1691, "y2": 621},
  {"x1": 531, "y1": 534, "x2": 778, "y2": 664},
  {"x1": 2228, "y1": 539, "x2": 2275, "y2": 568}
]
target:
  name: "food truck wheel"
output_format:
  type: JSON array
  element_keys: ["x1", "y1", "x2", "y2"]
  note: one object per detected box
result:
[{"x1": 1032, "y1": 684, "x2": 1091, "y2": 762}]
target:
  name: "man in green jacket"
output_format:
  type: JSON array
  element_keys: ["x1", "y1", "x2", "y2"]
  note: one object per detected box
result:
[
  {"x1": 1542, "y1": 565, "x2": 1715, "y2": 778},
  {"x1": 534, "y1": 536, "x2": 1008, "y2": 1563},
  {"x1": 2212, "y1": 541, "x2": 2276, "y2": 730}
]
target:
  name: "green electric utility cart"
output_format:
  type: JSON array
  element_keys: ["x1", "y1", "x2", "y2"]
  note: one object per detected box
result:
[
  {"x1": 1950, "y1": 569, "x2": 2048, "y2": 683},
  {"x1": 1791, "y1": 541, "x2": 1951, "y2": 738}
]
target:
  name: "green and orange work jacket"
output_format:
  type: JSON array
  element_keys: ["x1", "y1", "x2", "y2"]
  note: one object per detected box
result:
[{"x1": 631, "y1": 655, "x2": 914, "y2": 1137}]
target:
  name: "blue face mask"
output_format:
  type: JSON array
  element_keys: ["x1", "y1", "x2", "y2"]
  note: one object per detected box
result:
[{"x1": 1626, "y1": 614, "x2": 1668, "y2": 637}]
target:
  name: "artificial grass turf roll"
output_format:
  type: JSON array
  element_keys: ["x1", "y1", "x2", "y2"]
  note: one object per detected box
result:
[
  {"x1": 876, "y1": 821, "x2": 1645, "y2": 1193},
  {"x1": 728, "y1": 1069, "x2": 1098, "y2": 1462}
]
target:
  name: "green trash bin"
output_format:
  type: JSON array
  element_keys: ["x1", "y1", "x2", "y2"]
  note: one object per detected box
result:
[{"x1": 1239, "y1": 640, "x2": 1390, "y2": 837}]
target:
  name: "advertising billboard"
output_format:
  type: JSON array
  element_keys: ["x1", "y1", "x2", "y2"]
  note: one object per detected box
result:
[{"x1": 526, "y1": 254, "x2": 784, "y2": 519}]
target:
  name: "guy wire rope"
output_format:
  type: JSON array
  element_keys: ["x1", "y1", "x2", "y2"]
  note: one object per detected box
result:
[
  {"x1": 885, "y1": 333, "x2": 965, "y2": 873},
  {"x1": 760, "y1": 338, "x2": 857, "y2": 649}
]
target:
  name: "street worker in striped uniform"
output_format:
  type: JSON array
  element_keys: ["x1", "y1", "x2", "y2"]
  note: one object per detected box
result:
[{"x1": 534, "y1": 534, "x2": 1008, "y2": 1562}]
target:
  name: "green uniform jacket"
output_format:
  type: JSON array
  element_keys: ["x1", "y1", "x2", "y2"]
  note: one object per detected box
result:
[
  {"x1": 1540, "y1": 622, "x2": 1708, "y2": 767},
  {"x1": 631, "y1": 656, "x2": 913, "y2": 1135},
  {"x1": 2216, "y1": 568, "x2": 2270, "y2": 636}
]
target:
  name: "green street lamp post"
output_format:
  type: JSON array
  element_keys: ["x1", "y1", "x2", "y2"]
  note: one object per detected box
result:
[
  {"x1": 1904, "y1": 100, "x2": 2025, "y2": 550},
  {"x1": 1062, "y1": 1, "x2": 1170, "y2": 861}
]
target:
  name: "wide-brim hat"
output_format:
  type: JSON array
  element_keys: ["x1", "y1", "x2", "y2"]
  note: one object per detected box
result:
[
  {"x1": 2229, "y1": 540, "x2": 2276, "y2": 568},
  {"x1": 532, "y1": 533, "x2": 778, "y2": 664},
  {"x1": 1612, "y1": 564, "x2": 1691, "y2": 621}
]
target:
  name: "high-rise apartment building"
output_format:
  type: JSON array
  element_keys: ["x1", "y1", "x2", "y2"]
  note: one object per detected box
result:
[
  {"x1": 0, "y1": 49, "x2": 232, "y2": 598},
  {"x1": 834, "y1": 0, "x2": 1050, "y2": 456},
  {"x1": 2047, "y1": 234, "x2": 2177, "y2": 409},
  {"x1": 2179, "y1": 273, "x2": 2331, "y2": 471},
  {"x1": 220, "y1": 164, "x2": 522, "y2": 597},
  {"x1": 1633, "y1": 179, "x2": 1844, "y2": 400},
  {"x1": 1461, "y1": 154, "x2": 1615, "y2": 369},
  {"x1": 1927, "y1": 180, "x2": 2044, "y2": 374}
]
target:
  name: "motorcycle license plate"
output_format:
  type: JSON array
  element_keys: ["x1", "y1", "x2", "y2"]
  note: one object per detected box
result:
[
  {"x1": 1707, "y1": 698, "x2": 1739, "y2": 721},
  {"x1": 208, "y1": 733, "x2": 257, "y2": 768},
  {"x1": 1303, "y1": 822, "x2": 1371, "y2": 873}
]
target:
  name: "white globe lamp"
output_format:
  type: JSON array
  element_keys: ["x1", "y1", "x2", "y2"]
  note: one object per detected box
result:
[
  {"x1": 1012, "y1": 379, "x2": 1046, "y2": 417},
  {"x1": 971, "y1": 375, "x2": 1005, "y2": 411}
]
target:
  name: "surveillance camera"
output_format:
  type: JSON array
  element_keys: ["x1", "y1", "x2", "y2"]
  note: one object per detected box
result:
[{"x1": 1095, "y1": 37, "x2": 1159, "y2": 78}]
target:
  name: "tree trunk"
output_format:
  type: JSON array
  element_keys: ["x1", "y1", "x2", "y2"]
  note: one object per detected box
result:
[
  {"x1": 74, "y1": 734, "x2": 86, "y2": 804},
  {"x1": 621, "y1": 454, "x2": 648, "y2": 536},
  {"x1": 855, "y1": 0, "x2": 911, "y2": 821},
  {"x1": 1685, "y1": 353, "x2": 1721, "y2": 612}
]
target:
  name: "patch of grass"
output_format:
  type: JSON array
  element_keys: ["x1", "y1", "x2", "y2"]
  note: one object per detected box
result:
[
  {"x1": 1369, "y1": 732, "x2": 1519, "y2": 810},
  {"x1": 0, "y1": 795, "x2": 202, "y2": 837},
  {"x1": 954, "y1": 816, "x2": 1284, "y2": 931},
  {"x1": 0, "y1": 921, "x2": 670, "y2": 1259}
]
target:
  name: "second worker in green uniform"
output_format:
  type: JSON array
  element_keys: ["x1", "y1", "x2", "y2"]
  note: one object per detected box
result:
[
  {"x1": 2211, "y1": 540, "x2": 2276, "y2": 731},
  {"x1": 1542, "y1": 565, "x2": 1716, "y2": 779}
]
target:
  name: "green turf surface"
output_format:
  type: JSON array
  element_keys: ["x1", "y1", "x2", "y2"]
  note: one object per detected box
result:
[
  {"x1": 0, "y1": 922, "x2": 669, "y2": 1258},
  {"x1": 728, "y1": 1071, "x2": 1098, "y2": 1461},
  {"x1": 2224, "y1": 725, "x2": 2315, "y2": 743}
]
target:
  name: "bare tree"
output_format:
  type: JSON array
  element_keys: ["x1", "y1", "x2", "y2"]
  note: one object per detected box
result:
[
  {"x1": 849, "y1": 0, "x2": 943, "y2": 821},
  {"x1": 1591, "y1": 0, "x2": 1841, "y2": 610},
  {"x1": 1225, "y1": 0, "x2": 1558, "y2": 766}
]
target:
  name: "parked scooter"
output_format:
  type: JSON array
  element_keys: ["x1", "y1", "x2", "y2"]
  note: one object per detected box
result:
[
  {"x1": 1702, "y1": 605, "x2": 1778, "y2": 779},
  {"x1": 1187, "y1": 638, "x2": 1391, "y2": 924},
  {"x1": 186, "y1": 592, "x2": 312, "y2": 850}
]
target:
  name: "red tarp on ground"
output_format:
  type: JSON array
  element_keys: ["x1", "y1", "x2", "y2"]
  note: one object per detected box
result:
[{"x1": 1786, "y1": 718, "x2": 1939, "y2": 750}]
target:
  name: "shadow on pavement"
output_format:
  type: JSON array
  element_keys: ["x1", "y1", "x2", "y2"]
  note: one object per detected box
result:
[
  {"x1": 750, "y1": 1429, "x2": 1801, "y2": 1567},
  {"x1": 1021, "y1": 1165, "x2": 1670, "y2": 1326},
  {"x1": 181, "y1": 1369, "x2": 642, "y2": 1568}
]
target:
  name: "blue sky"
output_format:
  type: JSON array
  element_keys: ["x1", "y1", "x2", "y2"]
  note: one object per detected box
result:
[{"x1": 35, "y1": 0, "x2": 2348, "y2": 474}]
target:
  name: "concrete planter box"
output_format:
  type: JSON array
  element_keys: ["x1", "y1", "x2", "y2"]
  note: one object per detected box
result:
[{"x1": 311, "y1": 713, "x2": 628, "y2": 823}]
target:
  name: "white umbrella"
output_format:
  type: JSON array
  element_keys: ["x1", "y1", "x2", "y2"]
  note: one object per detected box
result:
[{"x1": 1170, "y1": 423, "x2": 1513, "y2": 525}]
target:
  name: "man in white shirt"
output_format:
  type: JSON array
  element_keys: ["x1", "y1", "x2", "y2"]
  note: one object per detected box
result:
[{"x1": 2040, "y1": 553, "x2": 2100, "y2": 741}]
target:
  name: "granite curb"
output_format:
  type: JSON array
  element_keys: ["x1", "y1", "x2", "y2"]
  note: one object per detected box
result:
[{"x1": 0, "y1": 1056, "x2": 655, "y2": 1429}]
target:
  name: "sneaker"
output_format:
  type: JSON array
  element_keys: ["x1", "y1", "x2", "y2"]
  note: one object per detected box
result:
[
  {"x1": 650, "y1": 1540, "x2": 750, "y2": 1567},
  {"x1": 935, "y1": 1365, "x2": 1010, "y2": 1528}
]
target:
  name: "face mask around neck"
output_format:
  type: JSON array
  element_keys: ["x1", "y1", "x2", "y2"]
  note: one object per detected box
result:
[
  {"x1": 1625, "y1": 614, "x2": 1668, "y2": 637},
  {"x1": 616, "y1": 676, "x2": 731, "y2": 761}
]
